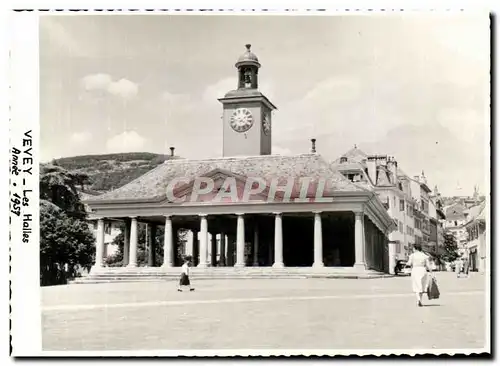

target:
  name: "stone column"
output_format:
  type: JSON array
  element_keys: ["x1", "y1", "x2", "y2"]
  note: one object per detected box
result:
[
  {"x1": 186, "y1": 230, "x2": 194, "y2": 256},
  {"x1": 313, "y1": 211, "x2": 324, "y2": 268},
  {"x1": 123, "y1": 219, "x2": 130, "y2": 266},
  {"x1": 235, "y1": 213, "x2": 246, "y2": 267},
  {"x1": 210, "y1": 233, "x2": 217, "y2": 266},
  {"x1": 253, "y1": 224, "x2": 259, "y2": 266},
  {"x1": 162, "y1": 216, "x2": 174, "y2": 267},
  {"x1": 354, "y1": 212, "x2": 366, "y2": 270},
  {"x1": 94, "y1": 218, "x2": 105, "y2": 268},
  {"x1": 128, "y1": 217, "x2": 138, "y2": 267},
  {"x1": 219, "y1": 233, "x2": 226, "y2": 266},
  {"x1": 193, "y1": 230, "x2": 199, "y2": 266},
  {"x1": 198, "y1": 215, "x2": 208, "y2": 268},
  {"x1": 147, "y1": 224, "x2": 157, "y2": 267},
  {"x1": 388, "y1": 241, "x2": 397, "y2": 275},
  {"x1": 273, "y1": 212, "x2": 284, "y2": 268}
]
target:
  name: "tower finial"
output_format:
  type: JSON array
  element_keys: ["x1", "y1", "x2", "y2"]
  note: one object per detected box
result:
[
  {"x1": 311, "y1": 138, "x2": 317, "y2": 153},
  {"x1": 245, "y1": 44, "x2": 251, "y2": 51}
]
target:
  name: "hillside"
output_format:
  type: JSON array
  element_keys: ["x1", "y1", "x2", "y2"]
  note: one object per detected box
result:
[{"x1": 53, "y1": 152, "x2": 177, "y2": 192}]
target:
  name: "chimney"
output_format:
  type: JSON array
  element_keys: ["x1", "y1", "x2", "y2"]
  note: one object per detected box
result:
[
  {"x1": 366, "y1": 156, "x2": 377, "y2": 184},
  {"x1": 311, "y1": 138, "x2": 316, "y2": 153},
  {"x1": 169, "y1": 147, "x2": 175, "y2": 157},
  {"x1": 387, "y1": 156, "x2": 398, "y2": 184}
]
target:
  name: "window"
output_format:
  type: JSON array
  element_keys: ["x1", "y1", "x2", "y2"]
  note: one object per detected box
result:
[
  {"x1": 399, "y1": 221, "x2": 404, "y2": 233},
  {"x1": 400, "y1": 199, "x2": 405, "y2": 212},
  {"x1": 455, "y1": 220, "x2": 458, "y2": 226},
  {"x1": 406, "y1": 204, "x2": 413, "y2": 217},
  {"x1": 406, "y1": 225, "x2": 414, "y2": 236},
  {"x1": 93, "y1": 221, "x2": 98, "y2": 230}
]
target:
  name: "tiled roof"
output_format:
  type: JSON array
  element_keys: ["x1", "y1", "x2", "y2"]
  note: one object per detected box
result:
[
  {"x1": 466, "y1": 201, "x2": 486, "y2": 223},
  {"x1": 332, "y1": 162, "x2": 365, "y2": 172},
  {"x1": 86, "y1": 153, "x2": 367, "y2": 202},
  {"x1": 445, "y1": 203, "x2": 468, "y2": 219},
  {"x1": 333, "y1": 147, "x2": 369, "y2": 165}
]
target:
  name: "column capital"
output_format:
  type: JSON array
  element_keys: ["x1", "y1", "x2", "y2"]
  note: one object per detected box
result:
[
  {"x1": 312, "y1": 210, "x2": 322, "y2": 215},
  {"x1": 273, "y1": 212, "x2": 282, "y2": 216},
  {"x1": 164, "y1": 214, "x2": 172, "y2": 219},
  {"x1": 199, "y1": 214, "x2": 208, "y2": 218},
  {"x1": 235, "y1": 212, "x2": 245, "y2": 217},
  {"x1": 130, "y1": 216, "x2": 138, "y2": 220},
  {"x1": 354, "y1": 211, "x2": 364, "y2": 219}
]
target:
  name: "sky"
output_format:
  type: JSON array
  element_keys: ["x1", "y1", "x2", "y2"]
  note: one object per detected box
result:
[{"x1": 39, "y1": 13, "x2": 490, "y2": 197}]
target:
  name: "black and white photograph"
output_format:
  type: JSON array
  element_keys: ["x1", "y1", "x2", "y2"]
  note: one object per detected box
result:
[{"x1": 8, "y1": 7, "x2": 491, "y2": 357}]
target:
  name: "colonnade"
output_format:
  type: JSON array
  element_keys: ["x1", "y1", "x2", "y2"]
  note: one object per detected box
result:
[{"x1": 93, "y1": 211, "x2": 369, "y2": 270}]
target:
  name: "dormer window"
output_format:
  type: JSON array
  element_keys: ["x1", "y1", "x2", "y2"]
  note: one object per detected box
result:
[{"x1": 340, "y1": 156, "x2": 348, "y2": 163}]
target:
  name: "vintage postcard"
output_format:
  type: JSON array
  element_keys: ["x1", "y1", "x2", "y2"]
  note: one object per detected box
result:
[{"x1": 9, "y1": 7, "x2": 491, "y2": 357}]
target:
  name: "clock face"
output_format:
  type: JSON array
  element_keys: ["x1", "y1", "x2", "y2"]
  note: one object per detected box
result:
[
  {"x1": 230, "y1": 108, "x2": 254, "y2": 133},
  {"x1": 262, "y1": 113, "x2": 271, "y2": 135}
]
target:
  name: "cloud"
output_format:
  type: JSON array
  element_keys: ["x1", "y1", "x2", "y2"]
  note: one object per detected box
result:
[
  {"x1": 202, "y1": 77, "x2": 237, "y2": 105},
  {"x1": 80, "y1": 74, "x2": 138, "y2": 99},
  {"x1": 106, "y1": 131, "x2": 147, "y2": 153},
  {"x1": 107, "y1": 78, "x2": 139, "y2": 99},
  {"x1": 70, "y1": 131, "x2": 92, "y2": 144},
  {"x1": 81, "y1": 73, "x2": 113, "y2": 91}
]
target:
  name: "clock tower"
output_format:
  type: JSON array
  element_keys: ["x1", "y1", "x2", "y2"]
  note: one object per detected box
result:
[{"x1": 219, "y1": 44, "x2": 277, "y2": 157}]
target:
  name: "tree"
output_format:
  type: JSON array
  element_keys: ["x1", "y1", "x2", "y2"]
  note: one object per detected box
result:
[
  {"x1": 40, "y1": 200, "x2": 95, "y2": 285},
  {"x1": 39, "y1": 163, "x2": 96, "y2": 285},
  {"x1": 439, "y1": 231, "x2": 460, "y2": 263},
  {"x1": 40, "y1": 163, "x2": 85, "y2": 216}
]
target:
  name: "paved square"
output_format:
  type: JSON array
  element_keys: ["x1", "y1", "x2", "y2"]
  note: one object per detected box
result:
[{"x1": 42, "y1": 273, "x2": 488, "y2": 352}]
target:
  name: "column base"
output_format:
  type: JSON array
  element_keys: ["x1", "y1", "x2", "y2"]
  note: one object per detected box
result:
[
  {"x1": 312, "y1": 262, "x2": 324, "y2": 268},
  {"x1": 272, "y1": 262, "x2": 284, "y2": 268},
  {"x1": 197, "y1": 263, "x2": 208, "y2": 268},
  {"x1": 161, "y1": 263, "x2": 174, "y2": 268},
  {"x1": 234, "y1": 263, "x2": 246, "y2": 268},
  {"x1": 353, "y1": 263, "x2": 367, "y2": 271},
  {"x1": 253, "y1": 262, "x2": 259, "y2": 267},
  {"x1": 127, "y1": 263, "x2": 137, "y2": 268}
]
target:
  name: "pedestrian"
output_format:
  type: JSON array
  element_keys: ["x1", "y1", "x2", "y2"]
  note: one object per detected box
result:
[
  {"x1": 456, "y1": 257, "x2": 463, "y2": 278},
  {"x1": 463, "y1": 256, "x2": 470, "y2": 277},
  {"x1": 406, "y1": 244, "x2": 432, "y2": 307},
  {"x1": 177, "y1": 256, "x2": 195, "y2": 292}
]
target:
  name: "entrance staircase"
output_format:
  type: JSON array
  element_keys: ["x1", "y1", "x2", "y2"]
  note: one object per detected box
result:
[{"x1": 71, "y1": 266, "x2": 391, "y2": 284}]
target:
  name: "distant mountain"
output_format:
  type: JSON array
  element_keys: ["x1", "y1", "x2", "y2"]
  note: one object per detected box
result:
[{"x1": 53, "y1": 152, "x2": 178, "y2": 193}]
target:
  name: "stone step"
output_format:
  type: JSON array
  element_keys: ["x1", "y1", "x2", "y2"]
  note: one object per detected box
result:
[{"x1": 70, "y1": 272, "x2": 391, "y2": 284}]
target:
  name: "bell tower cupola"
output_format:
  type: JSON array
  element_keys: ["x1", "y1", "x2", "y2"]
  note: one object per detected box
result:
[
  {"x1": 236, "y1": 44, "x2": 260, "y2": 89},
  {"x1": 219, "y1": 44, "x2": 277, "y2": 157}
]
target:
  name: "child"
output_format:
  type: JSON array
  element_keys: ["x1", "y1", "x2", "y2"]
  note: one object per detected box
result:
[{"x1": 178, "y1": 256, "x2": 195, "y2": 292}]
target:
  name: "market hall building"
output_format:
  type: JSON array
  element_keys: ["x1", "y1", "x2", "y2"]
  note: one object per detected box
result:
[{"x1": 83, "y1": 45, "x2": 396, "y2": 278}]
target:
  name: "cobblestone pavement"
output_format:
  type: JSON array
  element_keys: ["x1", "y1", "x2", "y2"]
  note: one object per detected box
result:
[{"x1": 42, "y1": 272, "x2": 488, "y2": 352}]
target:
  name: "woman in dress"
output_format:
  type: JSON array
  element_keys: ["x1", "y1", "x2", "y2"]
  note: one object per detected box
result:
[{"x1": 407, "y1": 244, "x2": 432, "y2": 307}]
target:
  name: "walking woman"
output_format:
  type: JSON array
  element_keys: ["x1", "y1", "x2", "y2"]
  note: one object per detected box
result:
[{"x1": 406, "y1": 243, "x2": 432, "y2": 307}]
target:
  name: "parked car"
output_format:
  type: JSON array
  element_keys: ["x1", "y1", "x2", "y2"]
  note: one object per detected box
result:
[{"x1": 394, "y1": 260, "x2": 411, "y2": 276}]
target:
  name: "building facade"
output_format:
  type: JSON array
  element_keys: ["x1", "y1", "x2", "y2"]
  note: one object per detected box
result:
[
  {"x1": 83, "y1": 45, "x2": 396, "y2": 276},
  {"x1": 465, "y1": 202, "x2": 487, "y2": 272},
  {"x1": 333, "y1": 150, "x2": 444, "y2": 271}
]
